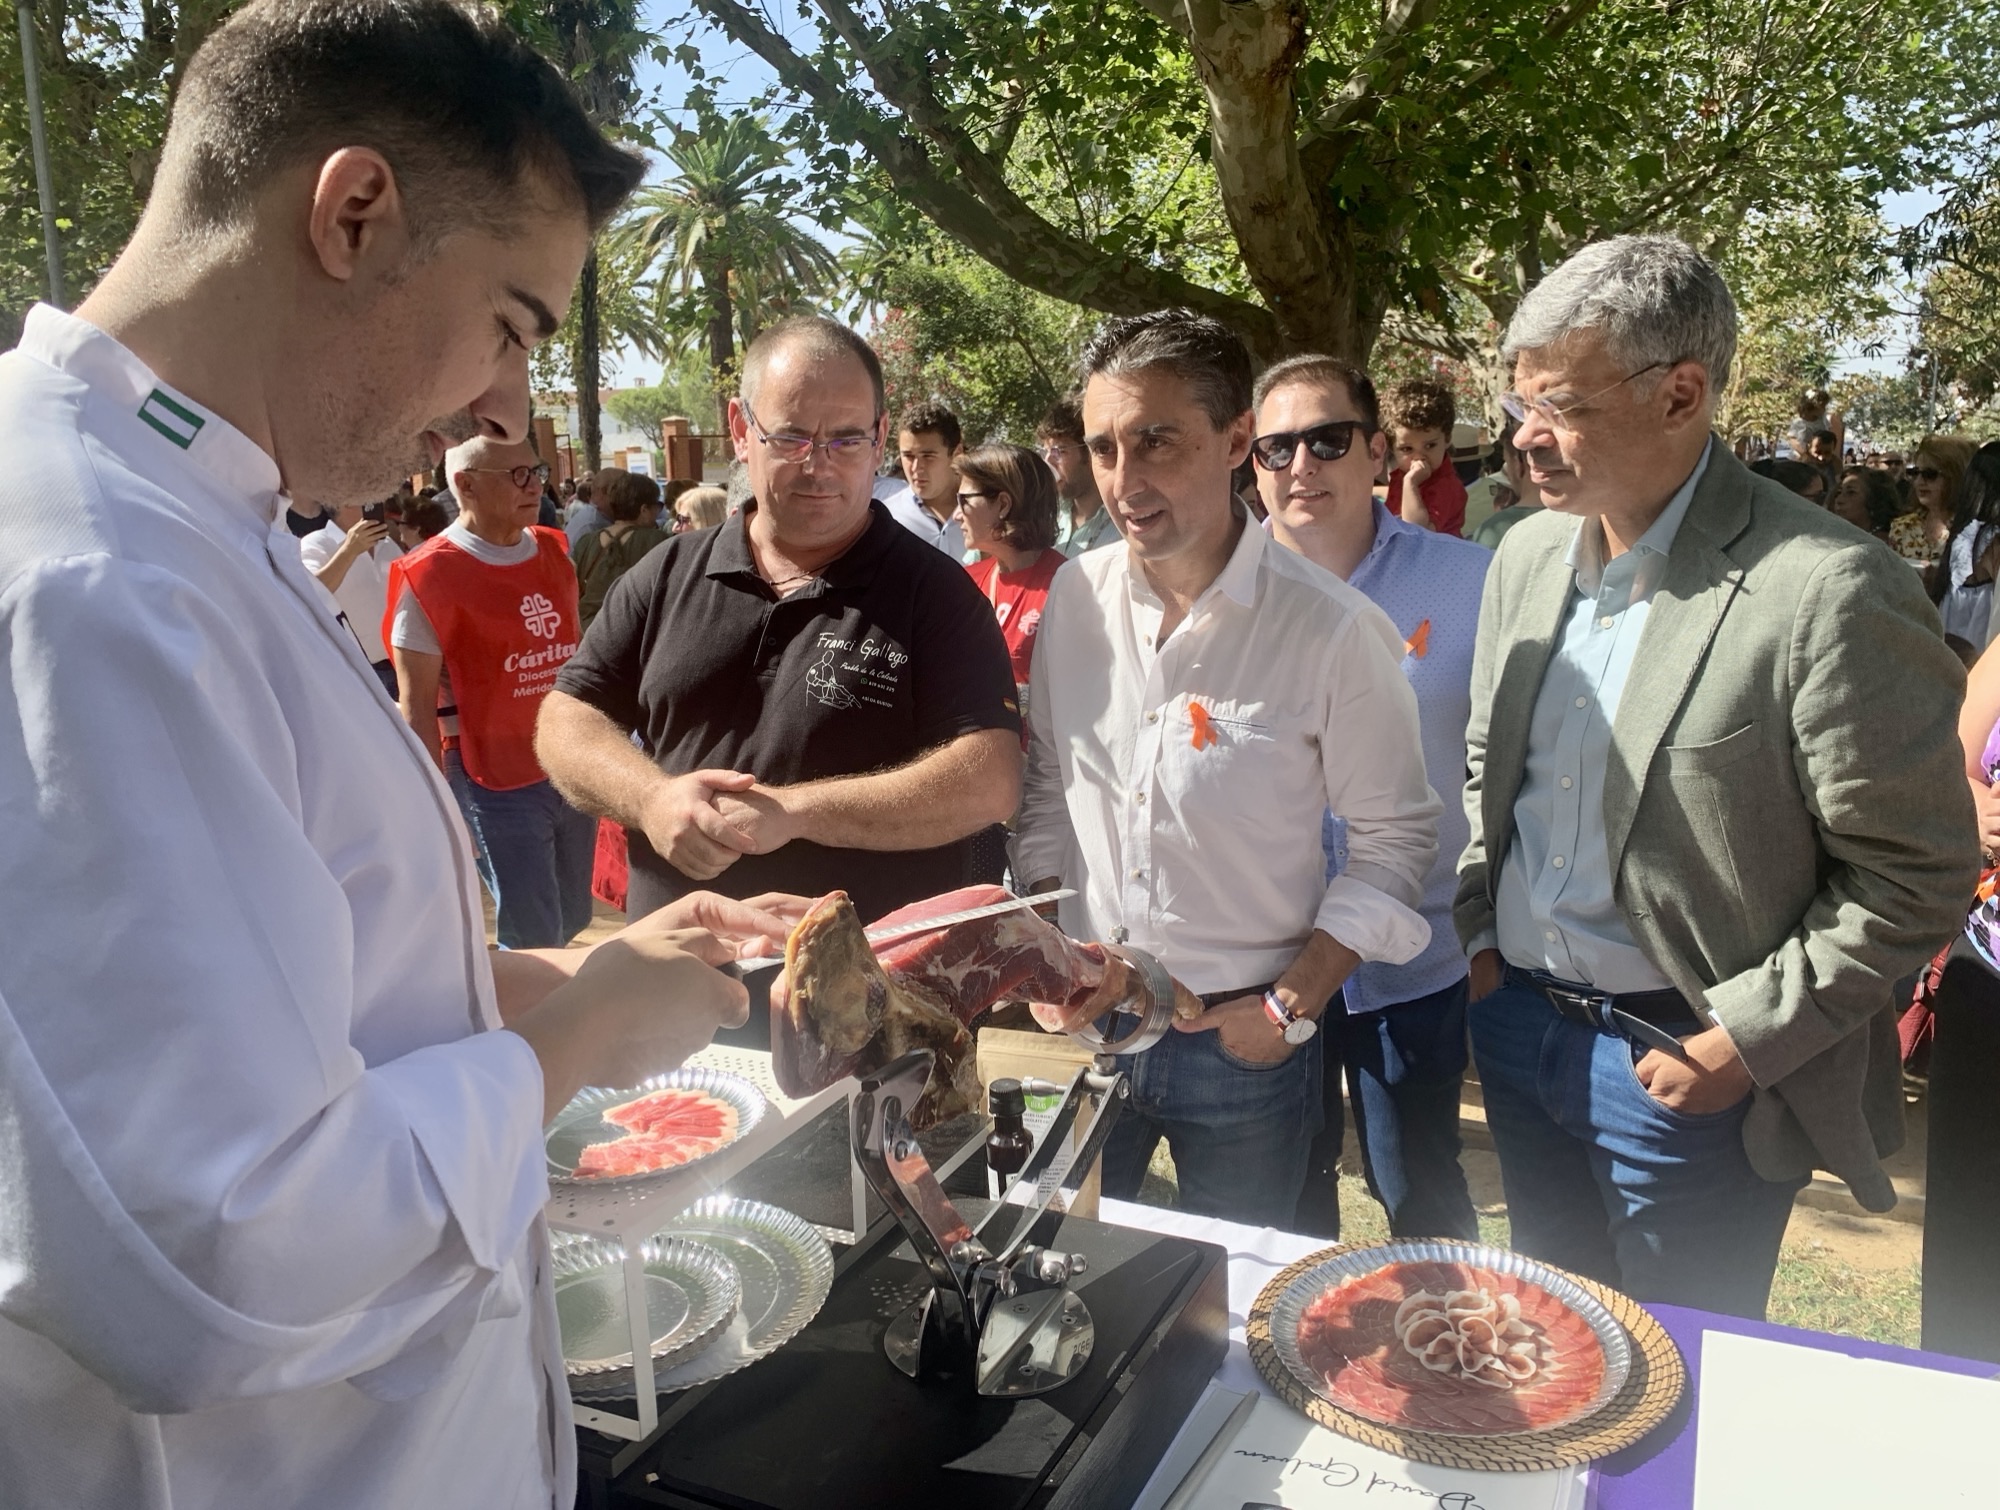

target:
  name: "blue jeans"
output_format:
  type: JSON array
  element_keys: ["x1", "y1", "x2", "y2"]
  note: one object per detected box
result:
[
  {"x1": 1297, "y1": 976, "x2": 1479, "y2": 1242},
  {"x1": 1470, "y1": 982, "x2": 1804, "y2": 1319},
  {"x1": 444, "y1": 750, "x2": 594, "y2": 949},
  {"x1": 1100, "y1": 1025, "x2": 1322, "y2": 1229}
]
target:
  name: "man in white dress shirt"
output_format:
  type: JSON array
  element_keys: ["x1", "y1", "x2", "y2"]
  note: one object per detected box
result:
[
  {"x1": 1015, "y1": 310, "x2": 1441, "y2": 1228},
  {"x1": 0, "y1": 3, "x2": 800, "y2": 1507}
]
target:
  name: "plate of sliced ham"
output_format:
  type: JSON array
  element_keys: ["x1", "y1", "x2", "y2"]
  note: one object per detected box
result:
[
  {"x1": 1271, "y1": 1241, "x2": 1631, "y2": 1439},
  {"x1": 546, "y1": 1068, "x2": 767, "y2": 1188}
]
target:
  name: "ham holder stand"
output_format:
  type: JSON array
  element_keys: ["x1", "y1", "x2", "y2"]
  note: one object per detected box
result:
[{"x1": 579, "y1": 948, "x2": 1232, "y2": 1510}]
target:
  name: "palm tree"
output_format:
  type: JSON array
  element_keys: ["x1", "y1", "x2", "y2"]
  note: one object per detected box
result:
[
  {"x1": 506, "y1": 0, "x2": 650, "y2": 470},
  {"x1": 615, "y1": 115, "x2": 840, "y2": 431}
]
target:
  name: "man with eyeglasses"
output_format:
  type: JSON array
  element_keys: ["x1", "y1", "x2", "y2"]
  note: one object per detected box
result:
[
  {"x1": 389, "y1": 435, "x2": 596, "y2": 947},
  {"x1": 1017, "y1": 309, "x2": 1440, "y2": 1229},
  {"x1": 1458, "y1": 235, "x2": 1975, "y2": 1318},
  {"x1": 538, "y1": 316, "x2": 1022, "y2": 981},
  {"x1": 1249, "y1": 355, "x2": 1490, "y2": 1245},
  {"x1": 1036, "y1": 394, "x2": 1118, "y2": 556}
]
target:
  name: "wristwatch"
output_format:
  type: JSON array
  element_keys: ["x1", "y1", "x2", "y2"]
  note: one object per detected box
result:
[{"x1": 1261, "y1": 988, "x2": 1319, "y2": 1046}]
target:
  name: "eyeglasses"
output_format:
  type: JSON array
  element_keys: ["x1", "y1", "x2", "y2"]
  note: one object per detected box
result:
[
  {"x1": 742, "y1": 400, "x2": 881, "y2": 464},
  {"x1": 461, "y1": 462, "x2": 551, "y2": 490},
  {"x1": 955, "y1": 490, "x2": 994, "y2": 509},
  {"x1": 1914, "y1": 466, "x2": 1944, "y2": 482},
  {"x1": 1038, "y1": 442, "x2": 1084, "y2": 461},
  {"x1": 1500, "y1": 361, "x2": 1673, "y2": 430},
  {"x1": 1250, "y1": 420, "x2": 1366, "y2": 471}
]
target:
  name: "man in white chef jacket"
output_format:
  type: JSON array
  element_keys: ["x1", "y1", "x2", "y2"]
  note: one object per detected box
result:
[{"x1": 0, "y1": 3, "x2": 799, "y2": 1507}]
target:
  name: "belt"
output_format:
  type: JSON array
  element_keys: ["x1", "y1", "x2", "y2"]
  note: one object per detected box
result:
[
  {"x1": 1197, "y1": 980, "x2": 1280, "y2": 1009},
  {"x1": 1504, "y1": 965, "x2": 1701, "y2": 1063}
]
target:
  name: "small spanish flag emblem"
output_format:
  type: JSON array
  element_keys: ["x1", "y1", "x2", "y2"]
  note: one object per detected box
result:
[
  {"x1": 1189, "y1": 701, "x2": 1219, "y2": 750},
  {"x1": 1405, "y1": 618, "x2": 1432, "y2": 659}
]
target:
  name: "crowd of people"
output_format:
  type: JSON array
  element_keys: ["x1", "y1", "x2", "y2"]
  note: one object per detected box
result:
[{"x1": 3, "y1": 0, "x2": 1997, "y2": 1505}]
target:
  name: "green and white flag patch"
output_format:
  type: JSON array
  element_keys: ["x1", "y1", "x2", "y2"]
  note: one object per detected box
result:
[{"x1": 137, "y1": 388, "x2": 206, "y2": 449}]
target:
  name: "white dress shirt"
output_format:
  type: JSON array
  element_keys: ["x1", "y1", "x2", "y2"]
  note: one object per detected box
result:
[
  {"x1": 1014, "y1": 511, "x2": 1440, "y2": 996},
  {"x1": 300, "y1": 517, "x2": 402, "y2": 662},
  {"x1": 0, "y1": 306, "x2": 568, "y2": 1510},
  {"x1": 1484, "y1": 443, "x2": 1710, "y2": 992}
]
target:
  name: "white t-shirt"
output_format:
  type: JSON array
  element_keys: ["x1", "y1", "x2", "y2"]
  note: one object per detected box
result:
[
  {"x1": 0, "y1": 305, "x2": 568, "y2": 1510},
  {"x1": 299, "y1": 517, "x2": 403, "y2": 662}
]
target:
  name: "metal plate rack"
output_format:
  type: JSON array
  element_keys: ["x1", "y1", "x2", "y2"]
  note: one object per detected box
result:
[{"x1": 545, "y1": 1045, "x2": 864, "y2": 1441}]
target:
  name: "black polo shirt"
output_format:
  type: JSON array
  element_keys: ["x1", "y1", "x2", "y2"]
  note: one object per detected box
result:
[{"x1": 555, "y1": 502, "x2": 1020, "y2": 922}]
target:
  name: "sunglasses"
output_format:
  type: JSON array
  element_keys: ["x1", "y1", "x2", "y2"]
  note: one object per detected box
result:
[
  {"x1": 1250, "y1": 420, "x2": 1367, "y2": 471},
  {"x1": 1914, "y1": 467, "x2": 1944, "y2": 482}
]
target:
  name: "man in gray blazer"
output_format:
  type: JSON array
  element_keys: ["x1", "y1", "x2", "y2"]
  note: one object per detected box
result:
[{"x1": 1457, "y1": 235, "x2": 1976, "y2": 1319}]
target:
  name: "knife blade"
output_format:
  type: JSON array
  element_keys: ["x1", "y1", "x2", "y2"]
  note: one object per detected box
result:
[{"x1": 734, "y1": 889, "x2": 1077, "y2": 974}]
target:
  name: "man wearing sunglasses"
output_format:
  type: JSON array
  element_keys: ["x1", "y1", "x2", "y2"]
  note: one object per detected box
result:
[
  {"x1": 1457, "y1": 235, "x2": 1975, "y2": 1318},
  {"x1": 1016, "y1": 309, "x2": 1440, "y2": 1229},
  {"x1": 538, "y1": 316, "x2": 1022, "y2": 979},
  {"x1": 1250, "y1": 356, "x2": 1491, "y2": 1245},
  {"x1": 389, "y1": 435, "x2": 596, "y2": 948}
]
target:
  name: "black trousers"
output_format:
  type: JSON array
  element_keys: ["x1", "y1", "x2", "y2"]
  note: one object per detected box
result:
[{"x1": 1922, "y1": 934, "x2": 2000, "y2": 1361}]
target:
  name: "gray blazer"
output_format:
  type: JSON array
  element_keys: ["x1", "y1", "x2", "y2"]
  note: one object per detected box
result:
[{"x1": 1456, "y1": 442, "x2": 1977, "y2": 1210}]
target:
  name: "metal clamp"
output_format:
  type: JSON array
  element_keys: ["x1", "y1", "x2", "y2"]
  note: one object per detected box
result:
[{"x1": 1065, "y1": 945, "x2": 1177, "y2": 1058}]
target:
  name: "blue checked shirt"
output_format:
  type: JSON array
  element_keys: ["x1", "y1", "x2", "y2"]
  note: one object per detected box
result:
[{"x1": 1315, "y1": 503, "x2": 1494, "y2": 1013}]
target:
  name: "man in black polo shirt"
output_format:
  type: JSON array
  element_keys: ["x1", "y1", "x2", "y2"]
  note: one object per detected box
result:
[{"x1": 538, "y1": 316, "x2": 1022, "y2": 935}]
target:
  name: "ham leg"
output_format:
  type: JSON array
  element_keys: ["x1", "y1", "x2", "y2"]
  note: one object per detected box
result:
[{"x1": 769, "y1": 886, "x2": 1146, "y2": 1128}]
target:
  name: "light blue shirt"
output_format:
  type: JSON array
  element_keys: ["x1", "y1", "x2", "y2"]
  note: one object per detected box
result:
[
  {"x1": 1060, "y1": 504, "x2": 1119, "y2": 557},
  {"x1": 881, "y1": 483, "x2": 966, "y2": 558},
  {"x1": 1491, "y1": 442, "x2": 1712, "y2": 991},
  {"x1": 1314, "y1": 503, "x2": 1493, "y2": 1012}
]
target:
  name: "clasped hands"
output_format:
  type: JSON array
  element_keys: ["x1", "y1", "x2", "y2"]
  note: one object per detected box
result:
[{"x1": 639, "y1": 768, "x2": 801, "y2": 880}]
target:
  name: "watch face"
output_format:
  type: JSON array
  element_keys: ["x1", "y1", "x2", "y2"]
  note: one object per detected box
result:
[{"x1": 1284, "y1": 1017, "x2": 1318, "y2": 1046}]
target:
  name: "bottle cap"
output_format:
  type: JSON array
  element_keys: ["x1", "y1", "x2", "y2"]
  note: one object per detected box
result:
[{"x1": 988, "y1": 1078, "x2": 1026, "y2": 1118}]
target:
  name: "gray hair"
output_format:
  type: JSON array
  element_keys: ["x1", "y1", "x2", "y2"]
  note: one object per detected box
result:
[
  {"x1": 1503, "y1": 235, "x2": 1737, "y2": 392},
  {"x1": 1077, "y1": 308, "x2": 1253, "y2": 432}
]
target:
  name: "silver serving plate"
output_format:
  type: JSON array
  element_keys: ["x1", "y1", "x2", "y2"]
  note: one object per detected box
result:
[
  {"x1": 567, "y1": 1197, "x2": 835, "y2": 1401},
  {"x1": 546, "y1": 1068, "x2": 767, "y2": 1190},
  {"x1": 1269, "y1": 1240, "x2": 1633, "y2": 1437},
  {"x1": 555, "y1": 1235, "x2": 740, "y2": 1377}
]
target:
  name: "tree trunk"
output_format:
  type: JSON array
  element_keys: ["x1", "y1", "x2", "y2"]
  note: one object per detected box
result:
[
  {"x1": 575, "y1": 245, "x2": 603, "y2": 472},
  {"x1": 706, "y1": 258, "x2": 736, "y2": 434}
]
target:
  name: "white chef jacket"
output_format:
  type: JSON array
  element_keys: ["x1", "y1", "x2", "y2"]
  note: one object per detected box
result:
[
  {"x1": 1012, "y1": 511, "x2": 1441, "y2": 995},
  {"x1": 300, "y1": 517, "x2": 402, "y2": 663},
  {"x1": 0, "y1": 306, "x2": 570, "y2": 1510}
]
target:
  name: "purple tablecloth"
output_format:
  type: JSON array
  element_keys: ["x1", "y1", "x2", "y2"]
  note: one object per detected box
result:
[{"x1": 1585, "y1": 1302, "x2": 1999, "y2": 1508}]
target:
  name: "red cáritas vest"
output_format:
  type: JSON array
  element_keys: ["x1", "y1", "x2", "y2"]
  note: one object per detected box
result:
[{"x1": 385, "y1": 527, "x2": 579, "y2": 791}]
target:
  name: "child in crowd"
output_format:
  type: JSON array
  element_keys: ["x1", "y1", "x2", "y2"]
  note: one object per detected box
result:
[{"x1": 1383, "y1": 378, "x2": 1468, "y2": 536}]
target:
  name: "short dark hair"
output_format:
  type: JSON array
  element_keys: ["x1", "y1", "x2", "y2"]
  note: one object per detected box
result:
[
  {"x1": 159, "y1": 0, "x2": 646, "y2": 246},
  {"x1": 739, "y1": 316, "x2": 885, "y2": 419},
  {"x1": 1252, "y1": 355, "x2": 1380, "y2": 435},
  {"x1": 1077, "y1": 309, "x2": 1253, "y2": 431},
  {"x1": 1381, "y1": 379, "x2": 1455, "y2": 438},
  {"x1": 406, "y1": 496, "x2": 450, "y2": 538},
  {"x1": 598, "y1": 467, "x2": 661, "y2": 523},
  {"x1": 898, "y1": 403, "x2": 962, "y2": 451},
  {"x1": 957, "y1": 443, "x2": 1060, "y2": 554},
  {"x1": 1838, "y1": 465, "x2": 1903, "y2": 533},
  {"x1": 1036, "y1": 394, "x2": 1085, "y2": 444},
  {"x1": 1750, "y1": 457, "x2": 1823, "y2": 499}
]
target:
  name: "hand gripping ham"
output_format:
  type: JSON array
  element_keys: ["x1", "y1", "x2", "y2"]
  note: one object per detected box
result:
[{"x1": 769, "y1": 886, "x2": 1151, "y2": 1128}]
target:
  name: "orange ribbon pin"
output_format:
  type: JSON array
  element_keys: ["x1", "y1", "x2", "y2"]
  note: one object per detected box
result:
[
  {"x1": 1188, "y1": 701, "x2": 1219, "y2": 750},
  {"x1": 1405, "y1": 618, "x2": 1432, "y2": 659}
]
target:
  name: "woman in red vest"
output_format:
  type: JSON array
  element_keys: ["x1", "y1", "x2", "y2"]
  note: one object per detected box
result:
[{"x1": 956, "y1": 442, "x2": 1065, "y2": 885}]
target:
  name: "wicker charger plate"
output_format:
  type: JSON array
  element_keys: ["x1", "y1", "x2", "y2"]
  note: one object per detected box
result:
[{"x1": 1248, "y1": 1241, "x2": 1685, "y2": 1472}]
